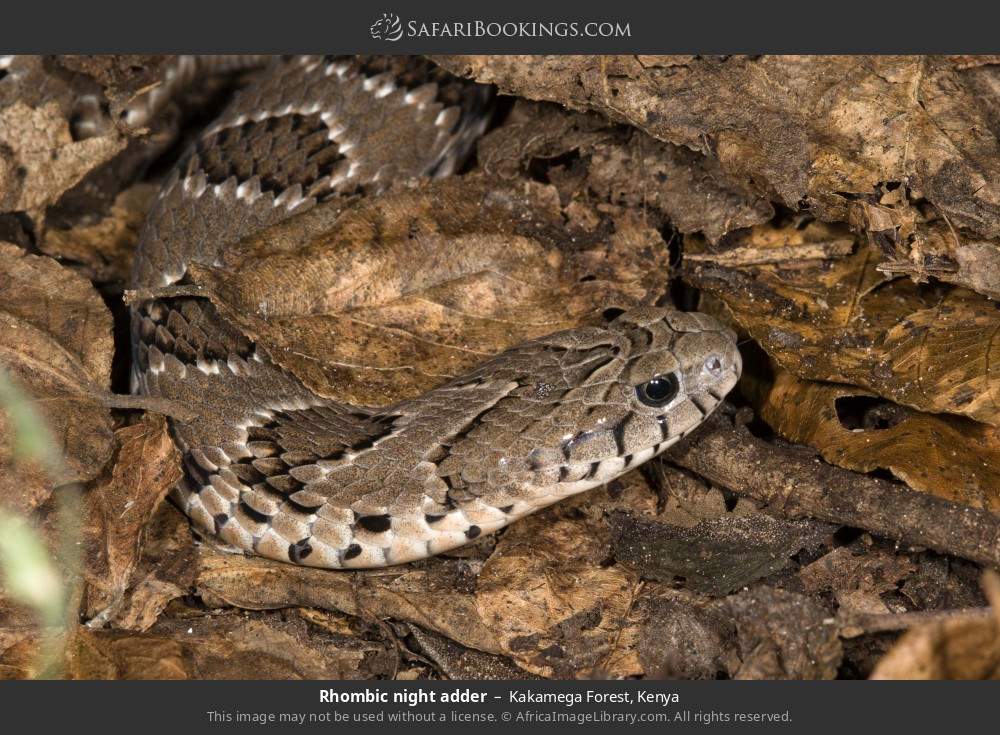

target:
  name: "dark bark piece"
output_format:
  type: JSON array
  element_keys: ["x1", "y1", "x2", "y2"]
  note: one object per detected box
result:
[{"x1": 608, "y1": 510, "x2": 832, "y2": 595}]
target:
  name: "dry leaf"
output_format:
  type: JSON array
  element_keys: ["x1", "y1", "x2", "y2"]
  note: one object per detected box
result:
[
  {"x1": 609, "y1": 510, "x2": 831, "y2": 596},
  {"x1": 406, "y1": 625, "x2": 532, "y2": 680},
  {"x1": 187, "y1": 175, "x2": 668, "y2": 405},
  {"x1": 195, "y1": 547, "x2": 501, "y2": 655},
  {"x1": 101, "y1": 503, "x2": 196, "y2": 632},
  {"x1": 68, "y1": 611, "x2": 393, "y2": 680},
  {"x1": 685, "y1": 222, "x2": 1000, "y2": 425},
  {"x1": 801, "y1": 545, "x2": 918, "y2": 619},
  {"x1": 0, "y1": 242, "x2": 114, "y2": 513},
  {"x1": 475, "y1": 503, "x2": 640, "y2": 678},
  {"x1": 850, "y1": 192, "x2": 1000, "y2": 300},
  {"x1": 629, "y1": 589, "x2": 737, "y2": 679},
  {"x1": 727, "y1": 586, "x2": 842, "y2": 680},
  {"x1": 761, "y1": 369, "x2": 1000, "y2": 510},
  {"x1": 82, "y1": 414, "x2": 183, "y2": 625}
]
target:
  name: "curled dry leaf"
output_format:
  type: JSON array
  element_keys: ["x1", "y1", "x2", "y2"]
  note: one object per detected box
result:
[
  {"x1": 187, "y1": 175, "x2": 668, "y2": 406},
  {"x1": 0, "y1": 242, "x2": 114, "y2": 513},
  {"x1": 761, "y1": 369, "x2": 1000, "y2": 511},
  {"x1": 611, "y1": 576, "x2": 849, "y2": 681},
  {"x1": 685, "y1": 222, "x2": 1000, "y2": 425},
  {"x1": 629, "y1": 590, "x2": 737, "y2": 680},
  {"x1": 405, "y1": 624, "x2": 532, "y2": 680},
  {"x1": 82, "y1": 414, "x2": 183, "y2": 626},
  {"x1": 800, "y1": 545, "x2": 918, "y2": 619},
  {"x1": 468, "y1": 471, "x2": 723, "y2": 679},
  {"x1": 102, "y1": 503, "x2": 197, "y2": 632},
  {"x1": 849, "y1": 188, "x2": 1000, "y2": 301}
]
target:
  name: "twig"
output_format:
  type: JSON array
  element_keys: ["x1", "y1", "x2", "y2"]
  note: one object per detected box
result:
[
  {"x1": 836, "y1": 607, "x2": 993, "y2": 638},
  {"x1": 664, "y1": 411, "x2": 1000, "y2": 568},
  {"x1": 684, "y1": 240, "x2": 854, "y2": 266},
  {"x1": 94, "y1": 391, "x2": 198, "y2": 423},
  {"x1": 122, "y1": 284, "x2": 207, "y2": 305}
]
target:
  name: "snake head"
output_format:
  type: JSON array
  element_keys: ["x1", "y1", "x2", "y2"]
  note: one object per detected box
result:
[
  {"x1": 503, "y1": 305, "x2": 741, "y2": 491},
  {"x1": 610, "y1": 305, "x2": 742, "y2": 424}
]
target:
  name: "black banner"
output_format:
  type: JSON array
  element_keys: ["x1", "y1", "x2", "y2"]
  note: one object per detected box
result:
[
  {"x1": 1, "y1": 680, "x2": 994, "y2": 733},
  {"x1": 1, "y1": 0, "x2": 998, "y2": 54}
]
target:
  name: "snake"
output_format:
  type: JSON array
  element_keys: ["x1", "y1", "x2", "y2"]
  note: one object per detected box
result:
[{"x1": 129, "y1": 56, "x2": 742, "y2": 569}]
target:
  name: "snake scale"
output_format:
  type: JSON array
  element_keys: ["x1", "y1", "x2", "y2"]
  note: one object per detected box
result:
[{"x1": 130, "y1": 56, "x2": 742, "y2": 569}]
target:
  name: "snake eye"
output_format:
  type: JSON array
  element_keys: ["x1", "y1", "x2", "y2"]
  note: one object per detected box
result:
[{"x1": 636, "y1": 373, "x2": 679, "y2": 407}]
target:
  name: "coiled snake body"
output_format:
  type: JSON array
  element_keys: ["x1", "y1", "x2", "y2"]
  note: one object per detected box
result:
[{"x1": 131, "y1": 57, "x2": 742, "y2": 569}]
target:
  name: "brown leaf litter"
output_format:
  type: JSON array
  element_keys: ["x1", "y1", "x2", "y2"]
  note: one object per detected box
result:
[
  {"x1": 0, "y1": 242, "x2": 115, "y2": 514},
  {"x1": 3, "y1": 54, "x2": 1000, "y2": 681}
]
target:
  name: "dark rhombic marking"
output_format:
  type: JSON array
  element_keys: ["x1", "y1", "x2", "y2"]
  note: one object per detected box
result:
[
  {"x1": 288, "y1": 538, "x2": 313, "y2": 563},
  {"x1": 213, "y1": 513, "x2": 229, "y2": 534},
  {"x1": 192, "y1": 113, "x2": 347, "y2": 196},
  {"x1": 356, "y1": 514, "x2": 392, "y2": 533},
  {"x1": 465, "y1": 525, "x2": 481, "y2": 539},
  {"x1": 343, "y1": 543, "x2": 363, "y2": 561}
]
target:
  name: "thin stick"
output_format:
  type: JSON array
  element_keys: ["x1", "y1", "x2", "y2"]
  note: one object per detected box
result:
[
  {"x1": 664, "y1": 411, "x2": 1000, "y2": 568},
  {"x1": 837, "y1": 607, "x2": 993, "y2": 638},
  {"x1": 94, "y1": 391, "x2": 198, "y2": 423}
]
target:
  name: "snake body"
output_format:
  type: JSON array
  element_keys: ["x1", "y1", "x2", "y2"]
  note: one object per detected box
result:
[{"x1": 131, "y1": 56, "x2": 742, "y2": 569}]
